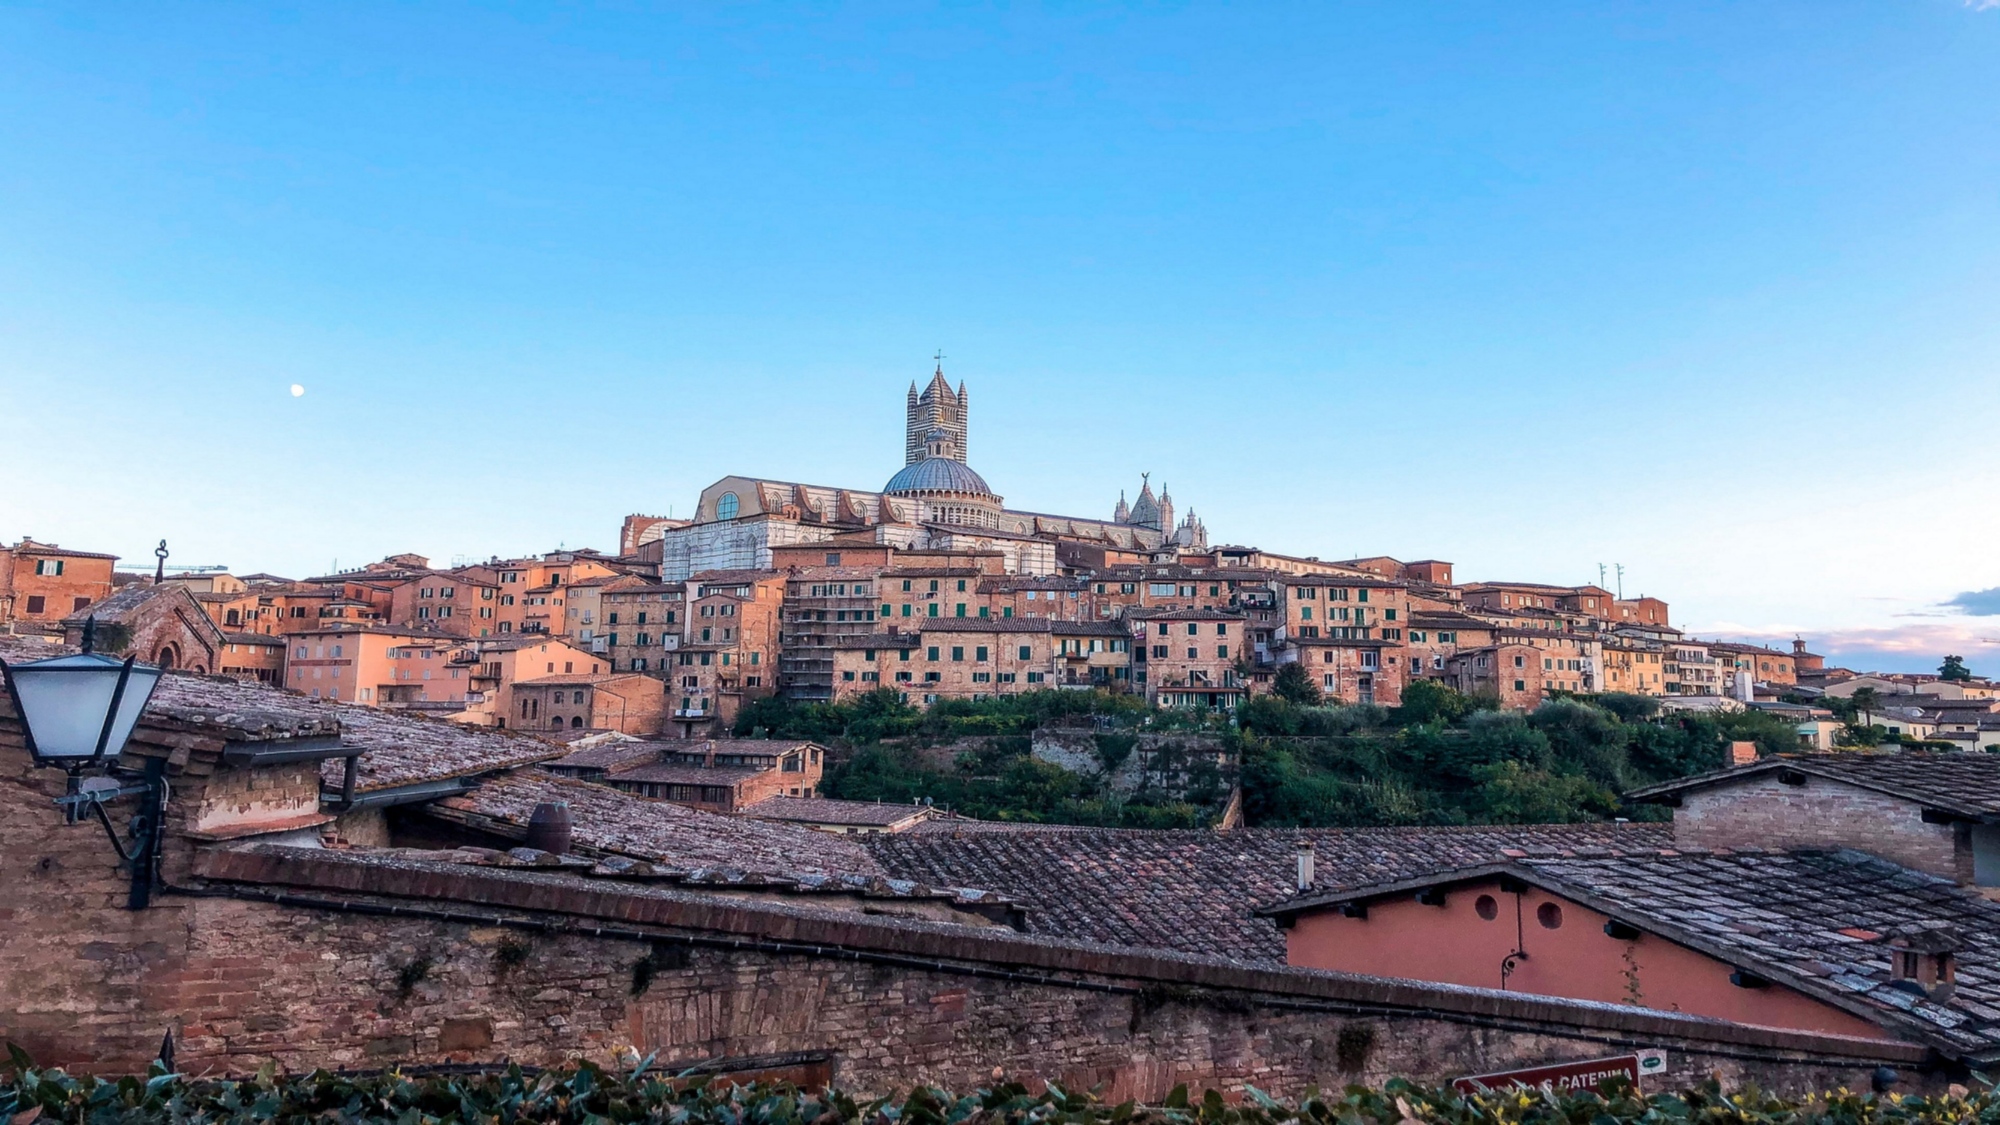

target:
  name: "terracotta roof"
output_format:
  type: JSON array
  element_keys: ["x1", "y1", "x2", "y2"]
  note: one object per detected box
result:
[
  {"x1": 981, "y1": 577, "x2": 1091, "y2": 592},
  {"x1": 1127, "y1": 608, "x2": 1246, "y2": 622},
  {"x1": 867, "y1": 822, "x2": 1670, "y2": 963},
  {"x1": 1628, "y1": 752, "x2": 2000, "y2": 820},
  {"x1": 319, "y1": 707, "x2": 566, "y2": 794},
  {"x1": 1052, "y1": 621, "x2": 1135, "y2": 636},
  {"x1": 10, "y1": 540, "x2": 119, "y2": 560},
  {"x1": 688, "y1": 569, "x2": 781, "y2": 584},
  {"x1": 1267, "y1": 848, "x2": 2000, "y2": 1063},
  {"x1": 1278, "y1": 575, "x2": 1408, "y2": 589},
  {"x1": 58, "y1": 583, "x2": 191, "y2": 625},
  {"x1": 607, "y1": 763, "x2": 770, "y2": 786},
  {"x1": 918, "y1": 618, "x2": 1076, "y2": 634},
  {"x1": 514, "y1": 673, "x2": 641, "y2": 686},
  {"x1": 430, "y1": 771, "x2": 883, "y2": 877},
  {"x1": 745, "y1": 797, "x2": 935, "y2": 827},
  {"x1": 1409, "y1": 611, "x2": 1496, "y2": 629},
  {"x1": 221, "y1": 632, "x2": 285, "y2": 646},
  {"x1": 545, "y1": 740, "x2": 660, "y2": 771}
]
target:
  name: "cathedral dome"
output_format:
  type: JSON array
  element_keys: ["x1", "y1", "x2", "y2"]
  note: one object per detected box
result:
[{"x1": 884, "y1": 456, "x2": 994, "y2": 497}]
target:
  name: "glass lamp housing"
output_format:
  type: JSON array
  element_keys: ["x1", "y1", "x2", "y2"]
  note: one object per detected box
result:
[{"x1": 1, "y1": 652, "x2": 164, "y2": 769}]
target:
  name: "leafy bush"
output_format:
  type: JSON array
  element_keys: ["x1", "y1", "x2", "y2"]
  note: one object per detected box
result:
[{"x1": 0, "y1": 1053, "x2": 1979, "y2": 1125}]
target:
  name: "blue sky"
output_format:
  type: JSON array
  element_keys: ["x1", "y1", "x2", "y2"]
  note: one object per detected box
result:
[{"x1": 3, "y1": 2, "x2": 1998, "y2": 674}]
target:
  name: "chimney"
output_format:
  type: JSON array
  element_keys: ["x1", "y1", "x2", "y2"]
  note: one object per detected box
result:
[
  {"x1": 525, "y1": 801, "x2": 572, "y2": 855},
  {"x1": 1728, "y1": 741, "x2": 1759, "y2": 768},
  {"x1": 1295, "y1": 839, "x2": 1315, "y2": 892},
  {"x1": 704, "y1": 740, "x2": 716, "y2": 768}
]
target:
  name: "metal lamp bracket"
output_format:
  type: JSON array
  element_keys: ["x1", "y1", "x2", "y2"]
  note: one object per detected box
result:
[{"x1": 52, "y1": 758, "x2": 167, "y2": 908}]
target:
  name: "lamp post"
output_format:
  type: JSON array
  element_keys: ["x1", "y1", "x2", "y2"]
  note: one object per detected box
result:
[{"x1": 0, "y1": 619, "x2": 169, "y2": 908}]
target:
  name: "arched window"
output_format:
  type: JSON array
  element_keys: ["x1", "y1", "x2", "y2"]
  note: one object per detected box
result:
[
  {"x1": 550, "y1": 716, "x2": 564, "y2": 729},
  {"x1": 716, "y1": 491, "x2": 740, "y2": 520},
  {"x1": 571, "y1": 716, "x2": 584, "y2": 728}
]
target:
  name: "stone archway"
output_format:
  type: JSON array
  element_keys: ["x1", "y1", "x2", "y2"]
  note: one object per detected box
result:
[{"x1": 154, "y1": 644, "x2": 179, "y2": 670}]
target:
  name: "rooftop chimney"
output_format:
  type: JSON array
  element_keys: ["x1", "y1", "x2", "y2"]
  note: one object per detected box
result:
[
  {"x1": 1295, "y1": 839, "x2": 1315, "y2": 893},
  {"x1": 525, "y1": 801, "x2": 572, "y2": 855},
  {"x1": 1728, "y1": 741, "x2": 1759, "y2": 768}
]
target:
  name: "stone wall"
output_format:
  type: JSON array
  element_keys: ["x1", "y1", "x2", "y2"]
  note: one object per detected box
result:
[
  {"x1": 1674, "y1": 774, "x2": 1966, "y2": 882},
  {"x1": 1030, "y1": 730, "x2": 1232, "y2": 800},
  {"x1": 0, "y1": 708, "x2": 1942, "y2": 1096}
]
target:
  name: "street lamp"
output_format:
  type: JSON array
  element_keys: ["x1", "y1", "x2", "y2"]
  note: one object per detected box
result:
[{"x1": 0, "y1": 619, "x2": 169, "y2": 908}]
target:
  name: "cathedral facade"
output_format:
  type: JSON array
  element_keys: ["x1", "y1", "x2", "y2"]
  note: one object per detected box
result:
[{"x1": 645, "y1": 364, "x2": 1210, "y2": 579}]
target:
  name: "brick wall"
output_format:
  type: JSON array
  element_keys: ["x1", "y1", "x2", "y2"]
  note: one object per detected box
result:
[
  {"x1": 1675, "y1": 775, "x2": 1967, "y2": 881},
  {"x1": 0, "y1": 712, "x2": 1940, "y2": 1096}
]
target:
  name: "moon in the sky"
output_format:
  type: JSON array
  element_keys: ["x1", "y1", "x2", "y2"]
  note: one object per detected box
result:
[{"x1": 290, "y1": 384, "x2": 306, "y2": 397}]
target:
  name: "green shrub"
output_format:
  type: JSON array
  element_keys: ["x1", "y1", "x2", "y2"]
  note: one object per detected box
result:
[{"x1": 0, "y1": 1052, "x2": 1976, "y2": 1125}]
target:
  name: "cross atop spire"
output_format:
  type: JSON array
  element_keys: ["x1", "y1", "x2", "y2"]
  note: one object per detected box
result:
[{"x1": 933, "y1": 349, "x2": 946, "y2": 374}]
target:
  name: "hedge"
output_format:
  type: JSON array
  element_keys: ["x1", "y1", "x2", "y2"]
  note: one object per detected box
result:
[{"x1": 0, "y1": 1051, "x2": 1984, "y2": 1125}]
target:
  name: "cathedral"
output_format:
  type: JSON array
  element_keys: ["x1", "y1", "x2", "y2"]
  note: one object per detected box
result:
[{"x1": 640, "y1": 363, "x2": 1209, "y2": 578}]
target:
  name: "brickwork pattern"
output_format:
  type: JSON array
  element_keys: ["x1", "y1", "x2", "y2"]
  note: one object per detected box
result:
[{"x1": 1674, "y1": 775, "x2": 1967, "y2": 882}]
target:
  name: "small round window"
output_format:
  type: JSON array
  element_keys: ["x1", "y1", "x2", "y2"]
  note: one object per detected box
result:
[
  {"x1": 1475, "y1": 894, "x2": 1499, "y2": 921},
  {"x1": 1537, "y1": 902, "x2": 1564, "y2": 930},
  {"x1": 715, "y1": 491, "x2": 740, "y2": 520}
]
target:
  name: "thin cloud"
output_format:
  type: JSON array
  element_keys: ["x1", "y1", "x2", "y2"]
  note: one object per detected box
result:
[
  {"x1": 1943, "y1": 588, "x2": 2000, "y2": 616},
  {"x1": 1972, "y1": 0, "x2": 2000, "y2": 10}
]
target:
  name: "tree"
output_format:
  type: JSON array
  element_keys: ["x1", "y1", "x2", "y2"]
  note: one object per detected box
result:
[
  {"x1": 1849, "y1": 687, "x2": 1882, "y2": 730},
  {"x1": 1395, "y1": 679, "x2": 1470, "y2": 726},
  {"x1": 1941, "y1": 655, "x2": 1975, "y2": 682},
  {"x1": 1272, "y1": 661, "x2": 1323, "y2": 706}
]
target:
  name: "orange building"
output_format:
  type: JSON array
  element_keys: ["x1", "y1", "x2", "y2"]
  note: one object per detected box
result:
[
  {"x1": 666, "y1": 570, "x2": 785, "y2": 734},
  {"x1": 282, "y1": 626, "x2": 448, "y2": 703},
  {"x1": 509, "y1": 673, "x2": 667, "y2": 735},
  {"x1": 1132, "y1": 608, "x2": 1246, "y2": 710},
  {"x1": 387, "y1": 571, "x2": 503, "y2": 637},
  {"x1": 454, "y1": 634, "x2": 608, "y2": 727},
  {"x1": 1288, "y1": 640, "x2": 1406, "y2": 706},
  {"x1": 2, "y1": 539, "x2": 118, "y2": 628},
  {"x1": 1264, "y1": 853, "x2": 1947, "y2": 1046}
]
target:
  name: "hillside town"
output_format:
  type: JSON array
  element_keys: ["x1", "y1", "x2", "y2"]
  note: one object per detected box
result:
[
  {"x1": 6, "y1": 368, "x2": 2000, "y2": 1095},
  {"x1": 8, "y1": 371, "x2": 1965, "y2": 747}
]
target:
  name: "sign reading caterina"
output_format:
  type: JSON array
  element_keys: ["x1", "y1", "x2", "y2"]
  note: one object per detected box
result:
[{"x1": 1452, "y1": 1050, "x2": 1667, "y2": 1095}]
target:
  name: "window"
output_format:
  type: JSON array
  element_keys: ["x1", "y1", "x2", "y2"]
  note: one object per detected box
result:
[
  {"x1": 955, "y1": 603, "x2": 967, "y2": 617},
  {"x1": 24, "y1": 596, "x2": 45, "y2": 614},
  {"x1": 1152, "y1": 645, "x2": 1168, "y2": 659},
  {"x1": 975, "y1": 646, "x2": 988, "y2": 661},
  {"x1": 957, "y1": 579, "x2": 967, "y2": 592},
  {"x1": 927, "y1": 646, "x2": 940, "y2": 661},
  {"x1": 1217, "y1": 645, "x2": 1229, "y2": 658},
  {"x1": 1018, "y1": 645, "x2": 1031, "y2": 660},
  {"x1": 1186, "y1": 647, "x2": 1198, "y2": 659},
  {"x1": 1149, "y1": 583, "x2": 1175, "y2": 596},
  {"x1": 951, "y1": 646, "x2": 964, "y2": 661},
  {"x1": 715, "y1": 491, "x2": 740, "y2": 520}
]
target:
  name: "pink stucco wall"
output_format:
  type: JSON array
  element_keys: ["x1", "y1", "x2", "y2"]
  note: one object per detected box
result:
[{"x1": 1285, "y1": 879, "x2": 1883, "y2": 1039}]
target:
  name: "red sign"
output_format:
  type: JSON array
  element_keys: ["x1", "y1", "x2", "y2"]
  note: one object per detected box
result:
[{"x1": 1452, "y1": 1050, "x2": 1665, "y2": 1095}]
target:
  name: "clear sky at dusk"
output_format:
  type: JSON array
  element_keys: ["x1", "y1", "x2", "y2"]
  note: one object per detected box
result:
[{"x1": 3, "y1": 3, "x2": 1998, "y2": 673}]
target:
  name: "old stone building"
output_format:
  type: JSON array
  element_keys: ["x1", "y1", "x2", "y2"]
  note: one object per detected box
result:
[
  {"x1": 0, "y1": 638, "x2": 1940, "y2": 1092},
  {"x1": 2, "y1": 538, "x2": 118, "y2": 630}
]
